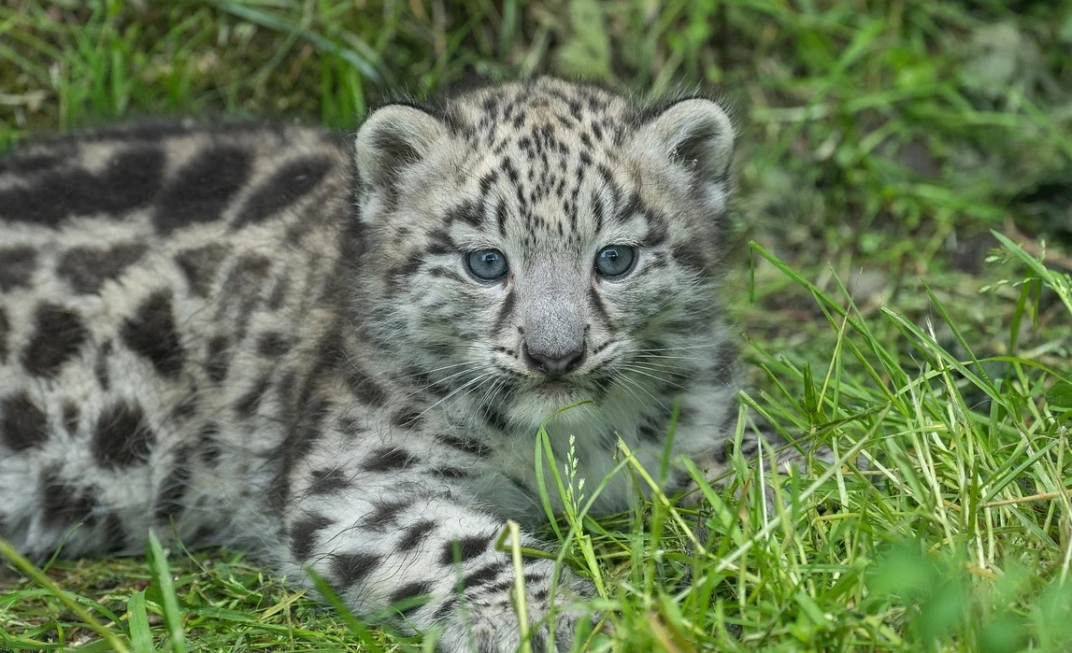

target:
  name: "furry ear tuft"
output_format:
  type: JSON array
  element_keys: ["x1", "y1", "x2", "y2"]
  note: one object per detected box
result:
[
  {"x1": 355, "y1": 105, "x2": 447, "y2": 188},
  {"x1": 638, "y1": 98, "x2": 735, "y2": 183},
  {"x1": 633, "y1": 98, "x2": 735, "y2": 216}
]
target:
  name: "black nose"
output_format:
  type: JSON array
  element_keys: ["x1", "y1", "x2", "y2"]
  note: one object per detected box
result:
[{"x1": 523, "y1": 343, "x2": 585, "y2": 374}]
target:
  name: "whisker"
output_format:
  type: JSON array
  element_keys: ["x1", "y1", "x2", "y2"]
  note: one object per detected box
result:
[
  {"x1": 621, "y1": 365, "x2": 686, "y2": 390},
  {"x1": 401, "y1": 365, "x2": 483, "y2": 401},
  {"x1": 635, "y1": 354, "x2": 708, "y2": 362},
  {"x1": 407, "y1": 361, "x2": 480, "y2": 377},
  {"x1": 415, "y1": 371, "x2": 495, "y2": 419},
  {"x1": 629, "y1": 360, "x2": 688, "y2": 372},
  {"x1": 635, "y1": 342, "x2": 728, "y2": 353},
  {"x1": 613, "y1": 374, "x2": 667, "y2": 408},
  {"x1": 609, "y1": 376, "x2": 646, "y2": 408}
]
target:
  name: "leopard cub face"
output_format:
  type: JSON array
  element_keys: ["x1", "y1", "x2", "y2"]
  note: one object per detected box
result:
[{"x1": 352, "y1": 78, "x2": 737, "y2": 430}]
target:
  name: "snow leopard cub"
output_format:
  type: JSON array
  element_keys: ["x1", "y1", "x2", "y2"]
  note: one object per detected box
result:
[{"x1": 0, "y1": 77, "x2": 748, "y2": 651}]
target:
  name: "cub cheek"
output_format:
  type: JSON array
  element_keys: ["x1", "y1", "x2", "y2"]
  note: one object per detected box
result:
[
  {"x1": 624, "y1": 284, "x2": 679, "y2": 318},
  {"x1": 490, "y1": 344, "x2": 524, "y2": 369},
  {"x1": 582, "y1": 331, "x2": 624, "y2": 368}
]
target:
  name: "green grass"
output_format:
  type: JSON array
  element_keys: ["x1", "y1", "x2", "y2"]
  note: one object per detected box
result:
[{"x1": 2, "y1": 0, "x2": 1072, "y2": 651}]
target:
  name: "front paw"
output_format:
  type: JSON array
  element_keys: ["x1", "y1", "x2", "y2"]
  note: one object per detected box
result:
[{"x1": 431, "y1": 562, "x2": 597, "y2": 652}]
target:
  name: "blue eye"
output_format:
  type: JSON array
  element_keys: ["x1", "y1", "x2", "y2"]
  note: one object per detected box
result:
[
  {"x1": 594, "y1": 245, "x2": 637, "y2": 278},
  {"x1": 465, "y1": 249, "x2": 508, "y2": 281}
]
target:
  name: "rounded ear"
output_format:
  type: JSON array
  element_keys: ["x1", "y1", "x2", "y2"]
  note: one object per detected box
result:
[
  {"x1": 636, "y1": 98, "x2": 735, "y2": 183},
  {"x1": 355, "y1": 105, "x2": 448, "y2": 188}
]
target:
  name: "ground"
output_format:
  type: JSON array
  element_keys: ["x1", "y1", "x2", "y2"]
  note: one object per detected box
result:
[{"x1": 1, "y1": 1, "x2": 1071, "y2": 651}]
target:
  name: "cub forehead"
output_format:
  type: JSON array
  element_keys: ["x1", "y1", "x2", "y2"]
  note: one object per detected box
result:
[
  {"x1": 431, "y1": 82, "x2": 648, "y2": 222},
  {"x1": 444, "y1": 78, "x2": 632, "y2": 144},
  {"x1": 355, "y1": 78, "x2": 735, "y2": 256}
]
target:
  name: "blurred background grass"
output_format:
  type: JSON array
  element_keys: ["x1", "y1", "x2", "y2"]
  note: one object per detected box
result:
[
  {"x1": 2, "y1": 0, "x2": 1070, "y2": 314},
  {"x1": 2, "y1": 1, "x2": 1072, "y2": 651}
]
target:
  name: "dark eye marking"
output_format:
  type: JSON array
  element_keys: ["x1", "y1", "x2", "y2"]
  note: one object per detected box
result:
[
  {"x1": 643, "y1": 210, "x2": 668, "y2": 245},
  {"x1": 446, "y1": 201, "x2": 482, "y2": 228},
  {"x1": 424, "y1": 229, "x2": 455, "y2": 256},
  {"x1": 427, "y1": 266, "x2": 465, "y2": 283},
  {"x1": 494, "y1": 288, "x2": 516, "y2": 331},
  {"x1": 495, "y1": 202, "x2": 508, "y2": 237},
  {"x1": 613, "y1": 193, "x2": 641, "y2": 225}
]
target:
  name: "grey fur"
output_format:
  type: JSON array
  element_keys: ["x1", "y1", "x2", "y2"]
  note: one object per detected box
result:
[{"x1": 0, "y1": 79, "x2": 806, "y2": 652}]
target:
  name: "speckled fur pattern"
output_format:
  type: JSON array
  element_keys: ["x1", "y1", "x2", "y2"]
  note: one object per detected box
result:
[{"x1": 1, "y1": 78, "x2": 773, "y2": 651}]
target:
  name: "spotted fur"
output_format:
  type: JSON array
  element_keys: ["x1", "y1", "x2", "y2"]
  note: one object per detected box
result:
[{"x1": 1, "y1": 79, "x2": 769, "y2": 651}]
